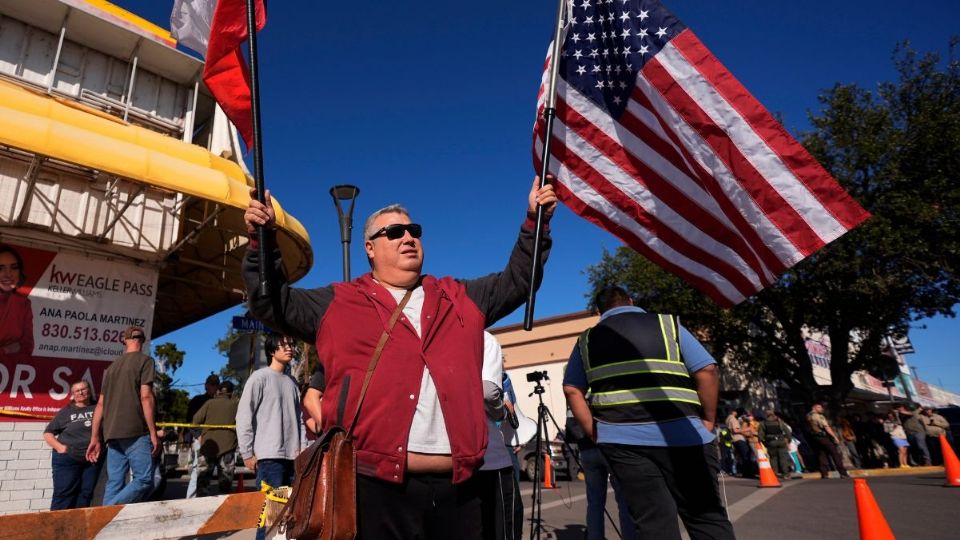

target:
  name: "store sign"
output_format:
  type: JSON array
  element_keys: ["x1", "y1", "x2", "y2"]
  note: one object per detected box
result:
[
  {"x1": 232, "y1": 316, "x2": 270, "y2": 333},
  {"x1": 0, "y1": 243, "x2": 157, "y2": 419},
  {"x1": 805, "y1": 338, "x2": 832, "y2": 385}
]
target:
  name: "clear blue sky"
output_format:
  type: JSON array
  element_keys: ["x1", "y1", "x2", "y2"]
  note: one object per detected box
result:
[{"x1": 113, "y1": 0, "x2": 959, "y2": 395}]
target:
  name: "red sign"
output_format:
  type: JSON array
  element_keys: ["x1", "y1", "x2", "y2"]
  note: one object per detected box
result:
[{"x1": 0, "y1": 243, "x2": 157, "y2": 420}]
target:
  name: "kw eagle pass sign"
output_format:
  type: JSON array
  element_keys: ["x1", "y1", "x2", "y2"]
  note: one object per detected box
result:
[{"x1": 0, "y1": 242, "x2": 157, "y2": 419}]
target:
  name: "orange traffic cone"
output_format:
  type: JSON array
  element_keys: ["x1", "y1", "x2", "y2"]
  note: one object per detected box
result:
[
  {"x1": 853, "y1": 479, "x2": 895, "y2": 540},
  {"x1": 755, "y1": 443, "x2": 781, "y2": 488},
  {"x1": 940, "y1": 434, "x2": 960, "y2": 487},
  {"x1": 542, "y1": 453, "x2": 557, "y2": 489},
  {"x1": 236, "y1": 470, "x2": 245, "y2": 493}
]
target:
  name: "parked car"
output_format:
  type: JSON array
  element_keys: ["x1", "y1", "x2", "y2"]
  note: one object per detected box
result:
[{"x1": 518, "y1": 436, "x2": 572, "y2": 481}]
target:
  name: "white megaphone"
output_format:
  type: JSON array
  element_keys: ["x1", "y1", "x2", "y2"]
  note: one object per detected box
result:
[{"x1": 501, "y1": 404, "x2": 537, "y2": 447}]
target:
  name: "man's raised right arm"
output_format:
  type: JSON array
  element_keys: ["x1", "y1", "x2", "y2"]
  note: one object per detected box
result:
[{"x1": 243, "y1": 188, "x2": 334, "y2": 343}]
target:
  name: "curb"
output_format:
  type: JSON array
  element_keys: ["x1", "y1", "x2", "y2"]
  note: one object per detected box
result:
[{"x1": 801, "y1": 465, "x2": 944, "y2": 479}]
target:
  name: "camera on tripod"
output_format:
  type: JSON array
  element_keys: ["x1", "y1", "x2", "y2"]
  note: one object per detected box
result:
[{"x1": 526, "y1": 370, "x2": 549, "y2": 383}]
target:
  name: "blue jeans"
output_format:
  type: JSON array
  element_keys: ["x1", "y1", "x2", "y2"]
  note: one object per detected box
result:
[
  {"x1": 255, "y1": 459, "x2": 294, "y2": 540},
  {"x1": 581, "y1": 447, "x2": 639, "y2": 540},
  {"x1": 104, "y1": 434, "x2": 155, "y2": 505},
  {"x1": 51, "y1": 452, "x2": 103, "y2": 510}
]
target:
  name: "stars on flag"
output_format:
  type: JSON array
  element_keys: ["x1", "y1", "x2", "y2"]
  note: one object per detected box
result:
[{"x1": 561, "y1": 0, "x2": 684, "y2": 116}]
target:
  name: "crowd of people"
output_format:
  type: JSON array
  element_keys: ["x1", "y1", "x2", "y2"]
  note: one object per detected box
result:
[{"x1": 717, "y1": 402, "x2": 955, "y2": 481}]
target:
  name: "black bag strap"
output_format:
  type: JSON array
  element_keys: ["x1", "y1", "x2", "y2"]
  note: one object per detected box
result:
[
  {"x1": 336, "y1": 375, "x2": 351, "y2": 427},
  {"x1": 346, "y1": 288, "x2": 413, "y2": 438}
]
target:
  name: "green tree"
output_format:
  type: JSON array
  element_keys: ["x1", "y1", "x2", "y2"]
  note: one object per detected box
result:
[
  {"x1": 216, "y1": 326, "x2": 248, "y2": 387},
  {"x1": 153, "y1": 342, "x2": 190, "y2": 422},
  {"x1": 586, "y1": 39, "x2": 960, "y2": 406}
]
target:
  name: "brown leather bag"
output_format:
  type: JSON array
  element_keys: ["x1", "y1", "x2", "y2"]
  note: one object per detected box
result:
[
  {"x1": 283, "y1": 427, "x2": 355, "y2": 539},
  {"x1": 279, "y1": 289, "x2": 412, "y2": 539}
]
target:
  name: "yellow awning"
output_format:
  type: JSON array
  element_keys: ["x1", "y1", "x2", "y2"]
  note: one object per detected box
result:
[
  {"x1": 0, "y1": 78, "x2": 307, "y2": 244},
  {"x1": 0, "y1": 78, "x2": 314, "y2": 336}
]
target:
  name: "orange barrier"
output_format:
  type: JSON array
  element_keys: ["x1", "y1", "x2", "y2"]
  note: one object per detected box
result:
[
  {"x1": 853, "y1": 479, "x2": 895, "y2": 540},
  {"x1": 542, "y1": 454, "x2": 557, "y2": 489},
  {"x1": 755, "y1": 443, "x2": 781, "y2": 488},
  {"x1": 941, "y1": 434, "x2": 960, "y2": 487},
  {"x1": 0, "y1": 491, "x2": 265, "y2": 539}
]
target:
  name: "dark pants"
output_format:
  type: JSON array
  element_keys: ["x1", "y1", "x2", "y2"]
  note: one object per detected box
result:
[
  {"x1": 599, "y1": 442, "x2": 736, "y2": 540},
  {"x1": 720, "y1": 445, "x2": 736, "y2": 475},
  {"x1": 812, "y1": 436, "x2": 848, "y2": 477},
  {"x1": 255, "y1": 459, "x2": 294, "y2": 540},
  {"x1": 51, "y1": 452, "x2": 103, "y2": 510},
  {"x1": 479, "y1": 467, "x2": 523, "y2": 540},
  {"x1": 732, "y1": 440, "x2": 755, "y2": 477},
  {"x1": 357, "y1": 472, "x2": 482, "y2": 540},
  {"x1": 928, "y1": 435, "x2": 948, "y2": 465},
  {"x1": 580, "y1": 447, "x2": 639, "y2": 540},
  {"x1": 765, "y1": 443, "x2": 791, "y2": 477}
]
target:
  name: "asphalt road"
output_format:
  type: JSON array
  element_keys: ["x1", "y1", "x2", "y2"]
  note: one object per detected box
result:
[
  {"x1": 175, "y1": 472, "x2": 957, "y2": 539},
  {"x1": 525, "y1": 473, "x2": 958, "y2": 540}
]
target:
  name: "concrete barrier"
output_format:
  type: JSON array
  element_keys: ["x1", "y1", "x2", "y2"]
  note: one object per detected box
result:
[{"x1": 0, "y1": 491, "x2": 265, "y2": 539}]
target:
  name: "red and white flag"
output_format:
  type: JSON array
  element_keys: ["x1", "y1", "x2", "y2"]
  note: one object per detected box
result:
[
  {"x1": 533, "y1": 0, "x2": 870, "y2": 306},
  {"x1": 201, "y1": 0, "x2": 266, "y2": 150}
]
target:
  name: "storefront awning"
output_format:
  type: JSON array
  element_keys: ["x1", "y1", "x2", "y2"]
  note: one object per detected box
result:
[{"x1": 0, "y1": 78, "x2": 313, "y2": 336}]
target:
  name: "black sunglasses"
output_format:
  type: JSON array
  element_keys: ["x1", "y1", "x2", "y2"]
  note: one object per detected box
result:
[{"x1": 368, "y1": 223, "x2": 422, "y2": 241}]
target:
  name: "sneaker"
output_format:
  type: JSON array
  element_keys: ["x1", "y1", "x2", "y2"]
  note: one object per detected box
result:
[{"x1": 839, "y1": 474, "x2": 852, "y2": 479}]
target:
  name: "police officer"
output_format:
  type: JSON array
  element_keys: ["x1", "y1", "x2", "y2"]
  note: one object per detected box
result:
[
  {"x1": 806, "y1": 403, "x2": 850, "y2": 479},
  {"x1": 758, "y1": 410, "x2": 792, "y2": 479},
  {"x1": 563, "y1": 286, "x2": 735, "y2": 540}
]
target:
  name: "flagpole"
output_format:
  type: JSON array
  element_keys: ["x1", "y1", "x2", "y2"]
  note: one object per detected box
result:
[
  {"x1": 523, "y1": 0, "x2": 567, "y2": 332},
  {"x1": 246, "y1": 0, "x2": 269, "y2": 296}
]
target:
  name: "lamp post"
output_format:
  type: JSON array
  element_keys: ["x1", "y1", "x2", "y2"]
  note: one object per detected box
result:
[{"x1": 330, "y1": 184, "x2": 360, "y2": 282}]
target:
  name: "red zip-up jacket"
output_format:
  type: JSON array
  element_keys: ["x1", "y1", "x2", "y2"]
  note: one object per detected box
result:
[{"x1": 244, "y1": 220, "x2": 551, "y2": 484}]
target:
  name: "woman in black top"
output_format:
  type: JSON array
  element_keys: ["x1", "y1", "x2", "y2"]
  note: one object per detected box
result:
[{"x1": 43, "y1": 380, "x2": 103, "y2": 509}]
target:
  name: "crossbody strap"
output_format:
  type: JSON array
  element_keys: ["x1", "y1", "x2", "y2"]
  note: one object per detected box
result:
[{"x1": 346, "y1": 288, "x2": 413, "y2": 438}]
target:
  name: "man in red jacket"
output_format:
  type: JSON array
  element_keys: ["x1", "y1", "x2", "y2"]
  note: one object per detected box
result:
[{"x1": 243, "y1": 177, "x2": 556, "y2": 539}]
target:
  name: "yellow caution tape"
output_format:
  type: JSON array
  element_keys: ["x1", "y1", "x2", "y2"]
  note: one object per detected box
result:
[
  {"x1": 0, "y1": 410, "x2": 235, "y2": 429},
  {"x1": 257, "y1": 481, "x2": 290, "y2": 528},
  {"x1": 0, "y1": 409, "x2": 55, "y2": 420},
  {"x1": 156, "y1": 421, "x2": 236, "y2": 429}
]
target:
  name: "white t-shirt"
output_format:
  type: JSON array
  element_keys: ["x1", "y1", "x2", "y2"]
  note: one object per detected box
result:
[{"x1": 386, "y1": 286, "x2": 451, "y2": 453}]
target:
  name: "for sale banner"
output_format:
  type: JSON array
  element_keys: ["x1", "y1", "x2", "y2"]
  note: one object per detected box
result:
[{"x1": 0, "y1": 242, "x2": 157, "y2": 420}]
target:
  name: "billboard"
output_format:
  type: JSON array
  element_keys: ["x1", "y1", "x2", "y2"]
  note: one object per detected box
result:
[{"x1": 0, "y1": 242, "x2": 157, "y2": 420}]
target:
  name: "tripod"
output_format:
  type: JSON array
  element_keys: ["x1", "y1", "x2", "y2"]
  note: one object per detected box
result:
[
  {"x1": 526, "y1": 375, "x2": 624, "y2": 540},
  {"x1": 527, "y1": 376, "x2": 551, "y2": 540}
]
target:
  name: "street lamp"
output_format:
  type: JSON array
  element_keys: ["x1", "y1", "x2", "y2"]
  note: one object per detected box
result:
[{"x1": 330, "y1": 184, "x2": 360, "y2": 282}]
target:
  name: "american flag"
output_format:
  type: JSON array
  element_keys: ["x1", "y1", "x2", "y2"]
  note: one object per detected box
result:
[{"x1": 533, "y1": 0, "x2": 870, "y2": 306}]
